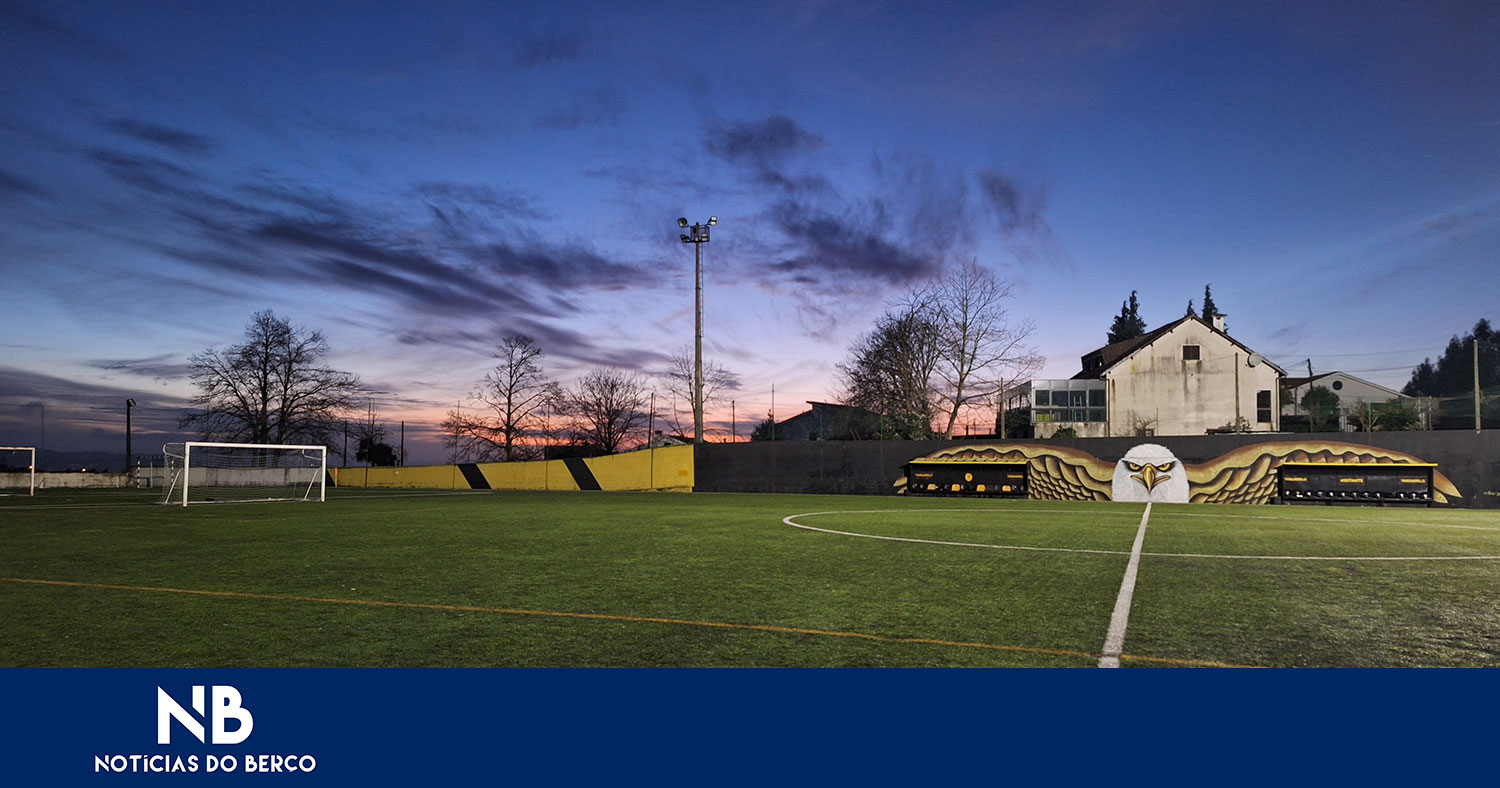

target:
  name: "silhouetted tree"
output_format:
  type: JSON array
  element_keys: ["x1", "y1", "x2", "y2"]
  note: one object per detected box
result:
[
  {"x1": 182, "y1": 310, "x2": 363, "y2": 447},
  {"x1": 749, "y1": 417, "x2": 778, "y2": 441},
  {"x1": 923, "y1": 260, "x2": 1042, "y2": 439},
  {"x1": 1107, "y1": 291, "x2": 1146, "y2": 344},
  {"x1": 441, "y1": 335, "x2": 561, "y2": 462},
  {"x1": 561, "y1": 368, "x2": 651, "y2": 454},
  {"x1": 838, "y1": 304, "x2": 941, "y2": 439}
]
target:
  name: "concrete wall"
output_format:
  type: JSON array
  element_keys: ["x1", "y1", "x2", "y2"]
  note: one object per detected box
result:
[
  {"x1": 696, "y1": 431, "x2": 1500, "y2": 508},
  {"x1": 1, "y1": 472, "x2": 130, "y2": 490}
]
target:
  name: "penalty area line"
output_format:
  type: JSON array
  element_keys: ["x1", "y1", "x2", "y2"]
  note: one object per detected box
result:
[{"x1": 1099, "y1": 502, "x2": 1151, "y2": 669}]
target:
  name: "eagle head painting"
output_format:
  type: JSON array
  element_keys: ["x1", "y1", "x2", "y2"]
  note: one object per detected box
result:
[{"x1": 896, "y1": 441, "x2": 1460, "y2": 505}]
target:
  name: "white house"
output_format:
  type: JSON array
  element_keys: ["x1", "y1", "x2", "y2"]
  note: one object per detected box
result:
[
  {"x1": 1032, "y1": 314, "x2": 1286, "y2": 438},
  {"x1": 1281, "y1": 371, "x2": 1418, "y2": 430}
]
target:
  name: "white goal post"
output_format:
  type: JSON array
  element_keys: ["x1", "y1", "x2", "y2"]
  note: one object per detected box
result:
[
  {"x1": 0, "y1": 446, "x2": 36, "y2": 497},
  {"x1": 161, "y1": 442, "x2": 327, "y2": 506}
]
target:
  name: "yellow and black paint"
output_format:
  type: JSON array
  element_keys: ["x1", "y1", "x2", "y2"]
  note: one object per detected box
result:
[{"x1": 332, "y1": 445, "x2": 694, "y2": 492}]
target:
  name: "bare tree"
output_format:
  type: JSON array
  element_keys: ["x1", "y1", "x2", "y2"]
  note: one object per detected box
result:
[
  {"x1": 656, "y1": 347, "x2": 739, "y2": 438},
  {"x1": 561, "y1": 368, "x2": 651, "y2": 454},
  {"x1": 838, "y1": 304, "x2": 942, "y2": 439},
  {"x1": 441, "y1": 335, "x2": 560, "y2": 461},
  {"x1": 928, "y1": 260, "x2": 1041, "y2": 438},
  {"x1": 181, "y1": 310, "x2": 363, "y2": 447}
]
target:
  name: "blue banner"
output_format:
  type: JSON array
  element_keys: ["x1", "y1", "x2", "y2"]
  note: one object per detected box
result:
[{"x1": 0, "y1": 669, "x2": 1491, "y2": 784}]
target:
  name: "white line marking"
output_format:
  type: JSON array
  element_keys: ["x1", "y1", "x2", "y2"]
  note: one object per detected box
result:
[
  {"x1": 782, "y1": 512, "x2": 1134, "y2": 556},
  {"x1": 780, "y1": 510, "x2": 1500, "y2": 562},
  {"x1": 1100, "y1": 502, "x2": 1152, "y2": 669}
]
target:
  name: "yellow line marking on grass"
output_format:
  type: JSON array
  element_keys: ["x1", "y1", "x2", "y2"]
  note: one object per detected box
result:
[{"x1": 0, "y1": 575, "x2": 1253, "y2": 667}]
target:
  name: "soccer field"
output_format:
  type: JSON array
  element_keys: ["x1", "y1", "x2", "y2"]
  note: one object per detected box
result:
[{"x1": 3, "y1": 489, "x2": 1499, "y2": 668}]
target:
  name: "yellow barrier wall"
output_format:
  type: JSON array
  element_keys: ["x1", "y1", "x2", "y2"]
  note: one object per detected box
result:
[
  {"x1": 586, "y1": 445, "x2": 694, "y2": 492},
  {"x1": 334, "y1": 445, "x2": 694, "y2": 492},
  {"x1": 475, "y1": 459, "x2": 580, "y2": 491},
  {"x1": 332, "y1": 465, "x2": 465, "y2": 489}
]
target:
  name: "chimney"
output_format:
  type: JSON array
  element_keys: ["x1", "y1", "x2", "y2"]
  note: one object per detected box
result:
[{"x1": 1212, "y1": 313, "x2": 1227, "y2": 333}]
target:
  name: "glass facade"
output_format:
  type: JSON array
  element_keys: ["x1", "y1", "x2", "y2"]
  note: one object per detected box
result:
[{"x1": 1030, "y1": 380, "x2": 1107, "y2": 424}]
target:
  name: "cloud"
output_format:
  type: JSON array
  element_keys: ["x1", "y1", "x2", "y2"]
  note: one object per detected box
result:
[
  {"x1": 475, "y1": 240, "x2": 648, "y2": 292},
  {"x1": 977, "y1": 169, "x2": 1049, "y2": 237},
  {"x1": 88, "y1": 148, "x2": 201, "y2": 195},
  {"x1": 0, "y1": 365, "x2": 189, "y2": 448},
  {"x1": 767, "y1": 200, "x2": 940, "y2": 286},
  {"x1": 513, "y1": 28, "x2": 593, "y2": 69},
  {"x1": 704, "y1": 114, "x2": 829, "y2": 192},
  {"x1": 533, "y1": 87, "x2": 627, "y2": 131},
  {"x1": 86, "y1": 355, "x2": 194, "y2": 382},
  {"x1": 409, "y1": 182, "x2": 547, "y2": 221},
  {"x1": 0, "y1": 168, "x2": 48, "y2": 199},
  {"x1": 100, "y1": 117, "x2": 217, "y2": 156}
]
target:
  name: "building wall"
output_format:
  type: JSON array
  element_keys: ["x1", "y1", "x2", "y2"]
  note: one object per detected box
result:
[
  {"x1": 1105, "y1": 321, "x2": 1280, "y2": 436},
  {"x1": 1283, "y1": 373, "x2": 1406, "y2": 413}
]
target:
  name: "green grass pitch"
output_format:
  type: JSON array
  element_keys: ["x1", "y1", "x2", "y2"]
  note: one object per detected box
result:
[{"x1": 3, "y1": 489, "x2": 1499, "y2": 667}]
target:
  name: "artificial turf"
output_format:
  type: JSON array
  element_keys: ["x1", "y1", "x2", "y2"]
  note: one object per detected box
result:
[{"x1": 2, "y1": 489, "x2": 1498, "y2": 667}]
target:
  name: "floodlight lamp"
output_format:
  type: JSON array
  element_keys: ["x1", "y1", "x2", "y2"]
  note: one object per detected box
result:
[
  {"x1": 678, "y1": 217, "x2": 689, "y2": 228},
  {"x1": 680, "y1": 234, "x2": 691, "y2": 243},
  {"x1": 126, "y1": 398, "x2": 136, "y2": 407},
  {"x1": 708, "y1": 216, "x2": 717, "y2": 225}
]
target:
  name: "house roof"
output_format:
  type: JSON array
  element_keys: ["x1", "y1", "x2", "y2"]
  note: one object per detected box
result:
[
  {"x1": 1282, "y1": 372, "x2": 1407, "y2": 399},
  {"x1": 1281, "y1": 373, "x2": 1336, "y2": 388},
  {"x1": 1072, "y1": 314, "x2": 1286, "y2": 379}
]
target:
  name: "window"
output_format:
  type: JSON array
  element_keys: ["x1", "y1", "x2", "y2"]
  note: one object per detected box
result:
[
  {"x1": 1256, "y1": 390, "x2": 1272, "y2": 424},
  {"x1": 1331, "y1": 380, "x2": 1343, "y2": 391},
  {"x1": 1034, "y1": 390, "x2": 1050, "y2": 407},
  {"x1": 1182, "y1": 345, "x2": 1200, "y2": 361},
  {"x1": 1088, "y1": 389, "x2": 1106, "y2": 407}
]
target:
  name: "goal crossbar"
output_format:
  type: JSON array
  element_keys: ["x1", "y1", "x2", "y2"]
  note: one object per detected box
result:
[
  {"x1": 0, "y1": 446, "x2": 36, "y2": 497},
  {"x1": 162, "y1": 442, "x2": 326, "y2": 506}
]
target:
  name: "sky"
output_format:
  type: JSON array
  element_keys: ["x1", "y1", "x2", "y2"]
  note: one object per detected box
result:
[{"x1": 2, "y1": 0, "x2": 1498, "y2": 467}]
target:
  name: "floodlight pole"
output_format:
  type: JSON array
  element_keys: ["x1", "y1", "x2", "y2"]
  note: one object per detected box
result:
[
  {"x1": 125, "y1": 398, "x2": 136, "y2": 478},
  {"x1": 678, "y1": 216, "x2": 716, "y2": 444}
]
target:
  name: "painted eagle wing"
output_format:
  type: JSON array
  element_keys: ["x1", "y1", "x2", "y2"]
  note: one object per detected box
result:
[
  {"x1": 911, "y1": 443, "x2": 1115, "y2": 502},
  {"x1": 1185, "y1": 440, "x2": 1462, "y2": 505}
]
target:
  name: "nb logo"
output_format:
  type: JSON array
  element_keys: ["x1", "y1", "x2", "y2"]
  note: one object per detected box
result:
[{"x1": 157, "y1": 686, "x2": 254, "y2": 745}]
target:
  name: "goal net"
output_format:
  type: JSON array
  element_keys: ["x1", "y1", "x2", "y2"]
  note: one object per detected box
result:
[
  {"x1": 0, "y1": 446, "x2": 36, "y2": 497},
  {"x1": 161, "y1": 442, "x2": 326, "y2": 506}
]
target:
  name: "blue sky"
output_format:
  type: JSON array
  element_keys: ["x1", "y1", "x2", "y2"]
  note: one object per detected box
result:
[{"x1": 2, "y1": 0, "x2": 1498, "y2": 464}]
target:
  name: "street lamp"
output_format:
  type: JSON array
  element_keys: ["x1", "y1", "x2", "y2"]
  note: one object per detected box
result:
[
  {"x1": 125, "y1": 398, "x2": 136, "y2": 477},
  {"x1": 678, "y1": 215, "x2": 716, "y2": 444}
]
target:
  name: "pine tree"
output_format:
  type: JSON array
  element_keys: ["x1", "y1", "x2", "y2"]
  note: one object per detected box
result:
[
  {"x1": 1404, "y1": 319, "x2": 1498, "y2": 397},
  {"x1": 1107, "y1": 291, "x2": 1146, "y2": 344},
  {"x1": 1185, "y1": 299, "x2": 1197, "y2": 318},
  {"x1": 1202, "y1": 284, "x2": 1219, "y2": 319}
]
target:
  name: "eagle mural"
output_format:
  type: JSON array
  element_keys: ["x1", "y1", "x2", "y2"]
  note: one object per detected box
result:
[{"x1": 895, "y1": 441, "x2": 1461, "y2": 505}]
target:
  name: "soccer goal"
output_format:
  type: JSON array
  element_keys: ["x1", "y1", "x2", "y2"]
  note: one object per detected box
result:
[
  {"x1": 0, "y1": 446, "x2": 36, "y2": 497},
  {"x1": 161, "y1": 442, "x2": 326, "y2": 506}
]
